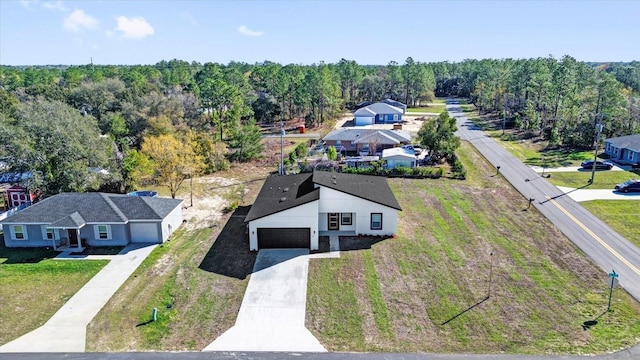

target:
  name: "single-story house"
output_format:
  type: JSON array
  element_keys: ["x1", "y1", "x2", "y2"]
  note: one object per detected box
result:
[
  {"x1": 354, "y1": 102, "x2": 403, "y2": 126},
  {"x1": 323, "y1": 128, "x2": 411, "y2": 156},
  {"x1": 382, "y1": 98, "x2": 407, "y2": 114},
  {"x1": 382, "y1": 147, "x2": 417, "y2": 168},
  {"x1": 604, "y1": 134, "x2": 640, "y2": 165},
  {"x1": 245, "y1": 171, "x2": 402, "y2": 251},
  {"x1": 1, "y1": 192, "x2": 183, "y2": 250}
]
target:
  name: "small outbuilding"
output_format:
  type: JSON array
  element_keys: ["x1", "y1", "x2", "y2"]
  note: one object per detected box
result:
[{"x1": 382, "y1": 147, "x2": 417, "y2": 168}]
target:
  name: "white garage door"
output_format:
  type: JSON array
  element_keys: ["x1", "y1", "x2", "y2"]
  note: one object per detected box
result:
[{"x1": 130, "y1": 223, "x2": 160, "y2": 243}]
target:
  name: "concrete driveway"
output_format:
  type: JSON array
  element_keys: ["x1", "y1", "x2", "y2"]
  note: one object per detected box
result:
[
  {"x1": 204, "y1": 249, "x2": 326, "y2": 352},
  {"x1": 556, "y1": 186, "x2": 640, "y2": 202}
]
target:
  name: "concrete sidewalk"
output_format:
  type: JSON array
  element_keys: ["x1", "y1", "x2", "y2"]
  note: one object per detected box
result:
[
  {"x1": 204, "y1": 249, "x2": 327, "y2": 352},
  {"x1": 0, "y1": 243, "x2": 157, "y2": 353}
]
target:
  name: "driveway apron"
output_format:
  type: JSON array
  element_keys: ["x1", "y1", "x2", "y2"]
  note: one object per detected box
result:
[
  {"x1": 0, "y1": 243, "x2": 157, "y2": 353},
  {"x1": 204, "y1": 249, "x2": 326, "y2": 352}
]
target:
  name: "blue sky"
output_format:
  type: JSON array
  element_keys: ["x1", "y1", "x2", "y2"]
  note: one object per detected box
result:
[{"x1": 1, "y1": 0, "x2": 639, "y2": 66}]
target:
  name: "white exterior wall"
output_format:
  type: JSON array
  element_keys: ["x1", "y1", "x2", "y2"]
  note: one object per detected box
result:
[
  {"x1": 355, "y1": 116, "x2": 374, "y2": 126},
  {"x1": 160, "y1": 204, "x2": 183, "y2": 242},
  {"x1": 248, "y1": 200, "x2": 319, "y2": 251},
  {"x1": 318, "y1": 186, "x2": 398, "y2": 235}
]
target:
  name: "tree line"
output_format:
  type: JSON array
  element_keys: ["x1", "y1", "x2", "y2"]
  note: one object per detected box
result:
[{"x1": 0, "y1": 56, "x2": 638, "y2": 196}]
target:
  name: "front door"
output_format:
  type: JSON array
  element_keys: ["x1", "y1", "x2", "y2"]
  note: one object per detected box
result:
[
  {"x1": 328, "y1": 213, "x2": 339, "y2": 231},
  {"x1": 68, "y1": 229, "x2": 79, "y2": 247}
]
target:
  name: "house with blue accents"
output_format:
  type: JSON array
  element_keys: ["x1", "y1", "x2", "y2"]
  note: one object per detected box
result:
[
  {"x1": 354, "y1": 102, "x2": 404, "y2": 126},
  {"x1": 604, "y1": 134, "x2": 640, "y2": 165}
]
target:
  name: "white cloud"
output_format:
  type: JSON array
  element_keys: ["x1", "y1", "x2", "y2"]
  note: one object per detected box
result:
[
  {"x1": 181, "y1": 11, "x2": 198, "y2": 26},
  {"x1": 42, "y1": 0, "x2": 67, "y2": 11},
  {"x1": 115, "y1": 16, "x2": 154, "y2": 39},
  {"x1": 63, "y1": 9, "x2": 98, "y2": 32},
  {"x1": 238, "y1": 25, "x2": 263, "y2": 37},
  {"x1": 19, "y1": 0, "x2": 39, "y2": 9}
]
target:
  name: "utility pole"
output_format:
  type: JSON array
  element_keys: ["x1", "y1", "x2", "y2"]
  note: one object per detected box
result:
[
  {"x1": 502, "y1": 97, "x2": 506, "y2": 135},
  {"x1": 589, "y1": 121, "x2": 604, "y2": 184},
  {"x1": 279, "y1": 122, "x2": 285, "y2": 175}
]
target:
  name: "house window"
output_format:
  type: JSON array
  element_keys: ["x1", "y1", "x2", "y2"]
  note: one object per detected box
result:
[
  {"x1": 336, "y1": 140, "x2": 342, "y2": 147},
  {"x1": 370, "y1": 213, "x2": 382, "y2": 230},
  {"x1": 629, "y1": 151, "x2": 634, "y2": 161},
  {"x1": 41, "y1": 226, "x2": 57, "y2": 240},
  {"x1": 95, "y1": 225, "x2": 112, "y2": 240},
  {"x1": 341, "y1": 213, "x2": 352, "y2": 225},
  {"x1": 12, "y1": 225, "x2": 27, "y2": 240}
]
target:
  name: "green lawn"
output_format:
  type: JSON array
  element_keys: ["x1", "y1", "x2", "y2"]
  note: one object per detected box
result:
[
  {"x1": 407, "y1": 105, "x2": 446, "y2": 114},
  {"x1": 306, "y1": 142, "x2": 640, "y2": 354},
  {"x1": 547, "y1": 170, "x2": 640, "y2": 189},
  {"x1": 0, "y1": 239, "x2": 107, "y2": 345},
  {"x1": 581, "y1": 200, "x2": 640, "y2": 249}
]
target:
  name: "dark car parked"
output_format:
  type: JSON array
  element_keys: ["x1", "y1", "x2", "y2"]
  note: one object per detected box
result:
[
  {"x1": 614, "y1": 179, "x2": 640, "y2": 193},
  {"x1": 580, "y1": 160, "x2": 614, "y2": 170}
]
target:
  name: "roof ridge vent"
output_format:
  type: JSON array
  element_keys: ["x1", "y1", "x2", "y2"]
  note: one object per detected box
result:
[
  {"x1": 283, "y1": 187, "x2": 289, "y2": 192},
  {"x1": 280, "y1": 197, "x2": 287, "y2": 202},
  {"x1": 332, "y1": 180, "x2": 337, "y2": 184}
]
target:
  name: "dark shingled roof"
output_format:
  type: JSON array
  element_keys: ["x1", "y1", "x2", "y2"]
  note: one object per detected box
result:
[
  {"x1": 50, "y1": 212, "x2": 86, "y2": 228},
  {"x1": 245, "y1": 171, "x2": 401, "y2": 222},
  {"x1": 1, "y1": 192, "x2": 183, "y2": 226},
  {"x1": 244, "y1": 173, "x2": 319, "y2": 222},
  {"x1": 606, "y1": 134, "x2": 640, "y2": 152},
  {"x1": 312, "y1": 171, "x2": 401, "y2": 211}
]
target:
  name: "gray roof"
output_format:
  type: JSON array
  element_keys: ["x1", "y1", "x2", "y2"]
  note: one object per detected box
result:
[
  {"x1": 382, "y1": 98, "x2": 407, "y2": 109},
  {"x1": 323, "y1": 128, "x2": 411, "y2": 143},
  {"x1": 245, "y1": 171, "x2": 401, "y2": 222},
  {"x1": 353, "y1": 102, "x2": 403, "y2": 116},
  {"x1": 353, "y1": 131, "x2": 400, "y2": 145},
  {"x1": 50, "y1": 212, "x2": 86, "y2": 228},
  {"x1": 353, "y1": 107, "x2": 376, "y2": 116},
  {"x1": 606, "y1": 134, "x2": 640, "y2": 152},
  {"x1": 1, "y1": 192, "x2": 183, "y2": 226}
]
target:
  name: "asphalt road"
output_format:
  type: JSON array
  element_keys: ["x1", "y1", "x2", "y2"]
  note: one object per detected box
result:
[{"x1": 447, "y1": 104, "x2": 640, "y2": 302}]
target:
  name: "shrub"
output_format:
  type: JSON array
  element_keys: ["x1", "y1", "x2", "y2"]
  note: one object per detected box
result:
[
  {"x1": 295, "y1": 142, "x2": 308, "y2": 158},
  {"x1": 326, "y1": 146, "x2": 338, "y2": 161}
]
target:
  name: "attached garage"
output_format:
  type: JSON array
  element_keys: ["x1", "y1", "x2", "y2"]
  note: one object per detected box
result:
[
  {"x1": 130, "y1": 222, "x2": 160, "y2": 243},
  {"x1": 257, "y1": 228, "x2": 310, "y2": 248}
]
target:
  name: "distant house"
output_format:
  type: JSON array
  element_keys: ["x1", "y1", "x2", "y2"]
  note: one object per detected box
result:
[
  {"x1": 381, "y1": 99, "x2": 407, "y2": 114},
  {"x1": 382, "y1": 147, "x2": 417, "y2": 168},
  {"x1": 245, "y1": 171, "x2": 402, "y2": 251},
  {"x1": 1, "y1": 192, "x2": 183, "y2": 251},
  {"x1": 353, "y1": 102, "x2": 403, "y2": 126},
  {"x1": 604, "y1": 134, "x2": 640, "y2": 165},
  {"x1": 323, "y1": 128, "x2": 412, "y2": 156}
]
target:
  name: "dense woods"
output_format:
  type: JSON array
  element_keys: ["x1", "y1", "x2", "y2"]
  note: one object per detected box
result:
[{"x1": 0, "y1": 56, "x2": 638, "y2": 195}]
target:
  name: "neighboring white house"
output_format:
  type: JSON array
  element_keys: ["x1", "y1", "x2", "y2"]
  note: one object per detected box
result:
[
  {"x1": 1, "y1": 192, "x2": 183, "y2": 250},
  {"x1": 604, "y1": 134, "x2": 640, "y2": 165},
  {"x1": 245, "y1": 171, "x2": 402, "y2": 251},
  {"x1": 382, "y1": 147, "x2": 417, "y2": 168}
]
